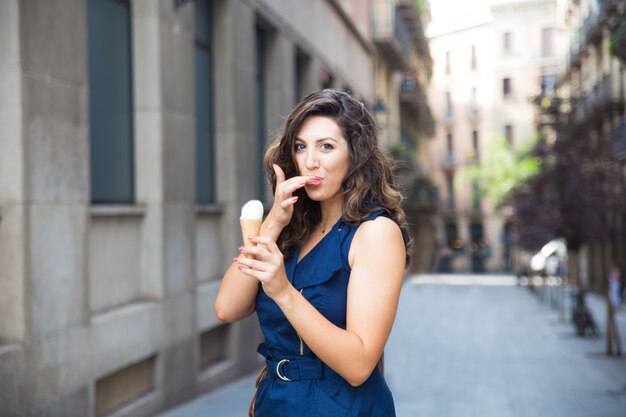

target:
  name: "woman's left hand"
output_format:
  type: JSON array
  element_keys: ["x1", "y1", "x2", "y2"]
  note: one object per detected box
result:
[{"x1": 236, "y1": 236, "x2": 291, "y2": 300}]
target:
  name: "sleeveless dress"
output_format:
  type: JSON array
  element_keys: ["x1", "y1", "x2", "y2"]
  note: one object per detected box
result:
[{"x1": 254, "y1": 210, "x2": 401, "y2": 417}]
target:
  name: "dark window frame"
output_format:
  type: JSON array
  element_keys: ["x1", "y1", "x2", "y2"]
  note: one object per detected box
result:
[
  {"x1": 87, "y1": 0, "x2": 135, "y2": 204},
  {"x1": 503, "y1": 77, "x2": 512, "y2": 97},
  {"x1": 505, "y1": 124, "x2": 514, "y2": 146},
  {"x1": 470, "y1": 45, "x2": 477, "y2": 70},
  {"x1": 504, "y1": 31, "x2": 512, "y2": 52},
  {"x1": 194, "y1": 0, "x2": 216, "y2": 204}
]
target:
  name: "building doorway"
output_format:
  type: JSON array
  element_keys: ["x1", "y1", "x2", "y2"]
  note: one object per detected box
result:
[
  {"x1": 470, "y1": 222, "x2": 487, "y2": 272},
  {"x1": 502, "y1": 221, "x2": 513, "y2": 271}
]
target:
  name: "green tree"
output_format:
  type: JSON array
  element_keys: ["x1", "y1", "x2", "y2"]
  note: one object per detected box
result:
[{"x1": 457, "y1": 135, "x2": 540, "y2": 209}]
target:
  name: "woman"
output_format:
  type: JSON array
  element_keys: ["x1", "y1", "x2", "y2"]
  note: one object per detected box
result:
[{"x1": 215, "y1": 90, "x2": 412, "y2": 416}]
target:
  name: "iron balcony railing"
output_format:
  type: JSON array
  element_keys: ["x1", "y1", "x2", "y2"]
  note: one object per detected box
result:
[
  {"x1": 440, "y1": 154, "x2": 457, "y2": 170},
  {"x1": 372, "y1": 0, "x2": 414, "y2": 69},
  {"x1": 582, "y1": 7, "x2": 601, "y2": 44},
  {"x1": 573, "y1": 73, "x2": 625, "y2": 123},
  {"x1": 599, "y1": 0, "x2": 622, "y2": 16},
  {"x1": 612, "y1": 118, "x2": 626, "y2": 157},
  {"x1": 400, "y1": 71, "x2": 420, "y2": 110}
]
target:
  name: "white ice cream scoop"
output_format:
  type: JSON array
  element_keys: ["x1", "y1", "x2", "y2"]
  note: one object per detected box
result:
[
  {"x1": 240, "y1": 200, "x2": 263, "y2": 258},
  {"x1": 241, "y1": 200, "x2": 264, "y2": 220}
]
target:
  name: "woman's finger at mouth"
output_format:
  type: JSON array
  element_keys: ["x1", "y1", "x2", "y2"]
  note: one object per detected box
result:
[{"x1": 280, "y1": 196, "x2": 299, "y2": 209}]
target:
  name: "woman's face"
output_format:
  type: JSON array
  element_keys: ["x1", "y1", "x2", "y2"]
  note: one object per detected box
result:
[{"x1": 293, "y1": 115, "x2": 350, "y2": 203}]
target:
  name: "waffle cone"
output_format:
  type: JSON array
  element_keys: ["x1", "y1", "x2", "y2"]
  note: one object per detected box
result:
[{"x1": 240, "y1": 218, "x2": 262, "y2": 259}]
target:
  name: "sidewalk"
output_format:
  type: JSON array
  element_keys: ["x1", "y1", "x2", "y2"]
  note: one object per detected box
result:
[
  {"x1": 158, "y1": 275, "x2": 626, "y2": 417},
  {"x1": 535, "y1": 282, "x2": 626, "y2": 352},
  {"x1": 157, "y1": 374, "x2": 257, "y2": 417},
  {"x1": 585, "y1": 290, "x2": 625, "y2": 343}
]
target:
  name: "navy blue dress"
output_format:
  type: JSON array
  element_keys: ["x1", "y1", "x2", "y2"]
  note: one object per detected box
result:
[{"x1": 254, "y1": 210, "x2": 399, "y2": 417}]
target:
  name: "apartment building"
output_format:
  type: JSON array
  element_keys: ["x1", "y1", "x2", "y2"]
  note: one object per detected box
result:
[
  {"x1": 553, "y1": 0, "x2": 626, "y2": 291},
  {"x1": 0, "y1": 0, "x2": 375, "y2": 415},
  {"x1": 427, "y1": 0, "x2": 558, "y2": 272},
  {"x1": 372, "y1": 0, "x2": 437, "y2": 272}
]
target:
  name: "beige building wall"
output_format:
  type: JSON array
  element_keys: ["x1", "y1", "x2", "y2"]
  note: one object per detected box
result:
[
  {"x1": 427, "y1": 0, "x2": 557, "y2": 272},
  {"x1": 0, "y1": 0, "x2": 373, "y2": 415},
  {"x1": 372, "y1": 0, "x2": 437, "y2": 272}
]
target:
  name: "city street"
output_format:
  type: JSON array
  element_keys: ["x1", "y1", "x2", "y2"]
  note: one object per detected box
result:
[{"x1": 159, "y1": 274, "x2": 626, "y2": 417}]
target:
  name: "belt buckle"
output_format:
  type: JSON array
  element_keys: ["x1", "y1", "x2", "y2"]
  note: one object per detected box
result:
[{"x1": 275, "y1": 359, "x2": 291, "y2": 382}]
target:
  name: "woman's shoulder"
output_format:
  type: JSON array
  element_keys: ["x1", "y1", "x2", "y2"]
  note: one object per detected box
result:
[
  {"x1": 348, "y1": 215, "x2": 405, "y2": 264},
  {"x1": 344, "y1": 215, "x2": 405, "y2": 270},
  {"x1": 355, "y1": 215, "x2": 402, "y2": 242}
]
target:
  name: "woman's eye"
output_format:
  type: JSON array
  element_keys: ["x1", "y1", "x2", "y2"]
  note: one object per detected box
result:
[
  {"x1": 294, "y1": 143, "x2": 305, "y2": 151},
  {"x1": 321, "y1": 143, "x2": 334, "y2": 150}
]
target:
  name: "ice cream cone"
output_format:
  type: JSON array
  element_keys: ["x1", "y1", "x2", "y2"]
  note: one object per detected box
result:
[{"x1": 240, "y1": 218, "x2": 262, "y2": 258}]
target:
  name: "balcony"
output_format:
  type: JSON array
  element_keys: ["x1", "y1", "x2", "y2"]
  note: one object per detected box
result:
[
  {"x1": 612, "y1": 118, "x2": 626, "y2": 157},
  {"x1": 440, "y1": 154, "x2": 457, "y2": 171},
  {"x1": 568, "y1": 42, "x2": 582, "y2": 68},
  {"x1": 572, "y1": 74, "x2": 625, "y2": 124},
  {"x1": 467, "y1": 106, "x2": 480, "y2": 121},
  {"x1": 372, "y1": 0, "x2": 413, "y2": 69},
  {"x1": 399, "y1": 73, "x2": 435, "y2": 137},
  {"x1": 404, "y1": 178, "x2": 438, "y2": 212},
  {"x1": 582, "y1": 8, "x2": 602, "y2": 45},
  {"x1": 599, "y1": 0, "x2": 622, "y2": 17},
  {"x1": 465, "y1": 149, "x2": 480, "y2": 165},
  {"x1": 400, "y1": 71, "x2": 419, "y2": 110}
]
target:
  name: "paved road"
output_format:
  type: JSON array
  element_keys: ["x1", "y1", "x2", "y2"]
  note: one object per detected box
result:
[{"x1": 159, "y1": 274, "x2": 626, "y2": 417}]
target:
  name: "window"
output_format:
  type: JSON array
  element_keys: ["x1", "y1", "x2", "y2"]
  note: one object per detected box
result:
[
  {"x1": 502, "y1": 78, "x2": 512, "y2": 97},
  {"x1": 446, "y1": 132, "x2": 453, "y2": 155},
  {"x1": 505, "y1": 124, "x2": 514, "y2": 146},
  {"x1": 95, "y1": 356, "x2": 156, "y2": 416},
  {"x1": 445, "y1": 222, "x2": 460, "y2": 250},
  {"x1": 200, "y1": 325, "x2": 231, "y2": 370},
  {"x1": 195, "y1": 0, "x2": 215, "y2": 203},
  {"x1": 471, "y1": 87, "x2": 478, "y2": 112},
  {"x1": 295, "y1": 48, "x2": 311, "y2": 104},
  {"x1": 445, "y1": 91, "x2": 453, "y2": 117},
  {"x1": 256, "y1": 22, "x2": 270, "y2": 198},
  {"x1": 470, "y1": 45, "x2": 477, "y2": 70},
  {"x1": 446, "y1": 173, "x2": 455, "y2": 210},
  {"x1": 87, "y1": 0, "x2": 134, "y2": 203},
  {"x1": 320, "y1": 67, "x2": 334, "y2": 90},
  {"x1": 542, "y1": 27, "x2": 554, "y2": 58},
  {"x1": 471, "y1": 181, "x2": 481, "y2": 211},
  {"x1": 472, "y1": 130, "x2": 479, "y2": 159},
  {"x1": 504, "y1": 32, "x2": 512, "y2": 52},
  {"x1": 445, "y1": 51, "x2": 451, "y2": 75},
  {"x1": 540, "y1": 73, "x2": 557, "y2": 95}
]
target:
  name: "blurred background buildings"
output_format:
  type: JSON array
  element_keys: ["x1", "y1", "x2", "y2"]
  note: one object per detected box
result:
[
  {"x1": 427, "y1": 0, "x2": 559, "y2": 273},
  {"x1": 546, "y1": 0, "x2": 626, "y2": 293},
  {"x1": 1, "y1": 0, "x2": 625, "y2": 415}
]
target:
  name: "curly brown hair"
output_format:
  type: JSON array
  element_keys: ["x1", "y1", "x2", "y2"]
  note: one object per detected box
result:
[{"x1": 263, "y1": 90, "x2": 413, "y2": 268}]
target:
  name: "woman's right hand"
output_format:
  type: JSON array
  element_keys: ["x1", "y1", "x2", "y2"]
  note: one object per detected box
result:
[{"x1": 267, "y1": 164, "x2": 315, "y2": 229}]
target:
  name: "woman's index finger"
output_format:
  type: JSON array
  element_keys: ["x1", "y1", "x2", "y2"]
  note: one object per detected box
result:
[{"x1": 272, "y1": 164, "x2": 286, "y2": 185}]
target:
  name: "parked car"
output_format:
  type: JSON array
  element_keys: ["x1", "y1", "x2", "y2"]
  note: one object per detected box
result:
[{"x1": 530, "y1": 238, "x2": 567, "y2": 276}]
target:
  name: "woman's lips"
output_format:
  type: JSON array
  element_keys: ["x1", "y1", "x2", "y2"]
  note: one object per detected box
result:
[{"x1": 308, "y1": 176, "x2": 323, "y2": 187}]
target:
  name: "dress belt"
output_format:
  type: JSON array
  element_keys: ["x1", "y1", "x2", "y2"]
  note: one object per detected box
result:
[{"x1": 257, "y1": 343, "x2": 335, "y2": 382}]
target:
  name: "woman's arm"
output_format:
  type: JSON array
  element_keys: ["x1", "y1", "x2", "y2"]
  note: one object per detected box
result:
[
  {"x1": 214, "y1": 220, "x2": 282, "y2": 323},
  {"x1": 240, "y1": 216, "x2": 405, "y2": 386},
  {"x1": 214, "y1": 164, "x2": 315, "y2": 323}
]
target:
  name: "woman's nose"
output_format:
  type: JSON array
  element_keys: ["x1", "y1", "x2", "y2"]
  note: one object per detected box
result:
[{"x1": 305, "y1": 151, "x2": 319, "y2": 169}]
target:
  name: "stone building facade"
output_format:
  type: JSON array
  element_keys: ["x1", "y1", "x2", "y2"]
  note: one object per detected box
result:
[{"x1": 0, "y1": 0, "x2": 376, "y2": 415}]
